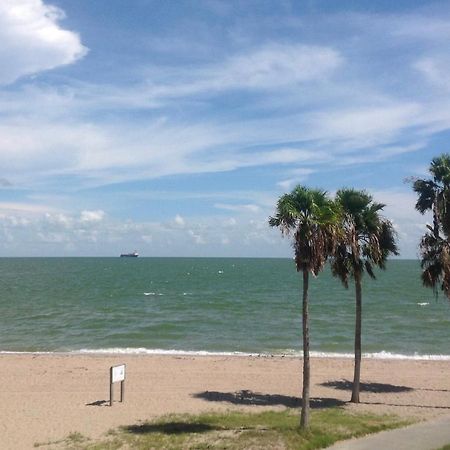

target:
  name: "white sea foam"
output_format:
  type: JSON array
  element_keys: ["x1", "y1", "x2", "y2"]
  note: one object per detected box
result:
[
  {"x1": 1, "y1": 348, "x2": 449, "y2": 360},
  {"x1": 310, "y1": 351, "x2": 450, "y2": 361},
  {"x1": 417, "y1": 302, "x2": 429, "y2": 306},
  {"x1": 76, "y1": 348, "x2": 259, "y2": 357},
  {"x1": 73, "y1": 348, "x2": 450, "y2": 360}
]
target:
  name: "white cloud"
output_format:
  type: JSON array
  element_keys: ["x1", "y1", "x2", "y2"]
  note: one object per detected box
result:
[
  {"x1": 414, "y1": 56, "x2": 450, "y2": 91},
  {"x1": 80, "y1": 210, "x2": 105, "y2": 223},
  {"x1": 174, "y1": 214, "x2": 185, "y2": 227},
  {"x1": 146, "y1": 43, "x2": 342, "y2": 97},
  {"x1": 0, "y1": 201, "x2": 55, "y2": 215},
  {"x1": 44, "y1": 212, "x2": 72, "y2": 228},
  {"x1": 371, "y1": 189, "x2": 430, "y2": 259},
  {"x1": 0, "y1": 0, "x2": 87, "y2": 85},
  {"x1": 277, "y1": 168, "x2": 315, "y2": 189},
  {"x1": 277, "y1": 179, "x2": 296, "y2": 190},
  {"x1": 212, "y1": 44, "x2": 343, "y2": 90},
  {"x1": 214, "y1": 203, "x2": 261, "y2": 213},
  {"x1": 0, "y1": 205, "x2": 286, "y2": 256},
  {"x1": 311, "y1": 103, "x2": 421, "y2": 142},
  {"x1": 188, "y1": 229, "x2": 206, "y2": 245},
  {"x1": 223, "y1": 217, "x2": 237, "y2": 227}
]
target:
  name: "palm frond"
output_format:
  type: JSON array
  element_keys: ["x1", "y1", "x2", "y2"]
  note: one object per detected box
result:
[
  {"x1": 269, "y1": 185, "x2": 339, "y2": 274},
  {"x1": 330, "y1": 188, "x2": 398, "y2": 286},
  {"x1": 413, "y1": 179, "x2": 437, "y2": 214},
  {"x1": 413, "y1": 154, "x2": 450, "y2": 298}
]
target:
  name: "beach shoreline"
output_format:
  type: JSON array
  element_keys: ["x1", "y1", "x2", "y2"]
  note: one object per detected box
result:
[
  {"x1": 2, "y1": 349, "x2": 449, "y2": 360},
  {"x1": 1, "y1": 353, "x2": 449, "y2": 449}
]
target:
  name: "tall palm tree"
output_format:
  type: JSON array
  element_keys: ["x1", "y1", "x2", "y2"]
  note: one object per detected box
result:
[
  {"x1": 413, "y1": 154, "x2": 450, "y2": 298},
  {"x1": 331, "y1": 189, "x2": 398, "y2": 403},
  {"x1": 269, "y1": 185, "x2": 339, "y2": 428}
]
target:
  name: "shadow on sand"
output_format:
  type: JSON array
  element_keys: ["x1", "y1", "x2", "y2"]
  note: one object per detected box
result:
[
  {"x1": 193, "y1": 389, "x2": 345, "y2": 408},
  {"x1": 86, "y1": 400, "x2": 110, "y2": 407},
  {"x1": 360, "y1": 401, "x2": 450, "y2": 410},
  {"x1": 321, "y1": 379, "x2": 414, "y2": 394},
  {"x1": 125, "y1": 422, "x2": 217, "y2": 435}
]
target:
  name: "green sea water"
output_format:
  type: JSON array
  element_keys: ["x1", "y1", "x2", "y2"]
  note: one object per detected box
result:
[{"x1": 0, "y1": 258, "x2": 448, "y2": 358}]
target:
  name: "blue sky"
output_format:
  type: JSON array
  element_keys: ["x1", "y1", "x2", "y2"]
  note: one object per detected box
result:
[{"x1": 1, "y1": 0, "x2": 449, "y2": 257}]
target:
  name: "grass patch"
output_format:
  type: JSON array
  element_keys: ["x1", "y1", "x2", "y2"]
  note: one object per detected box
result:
[
  {"x1": 59, "y1": 408, "x2": 413, "y2": 449},
  {"x1": 34, "y1": 431, "x2": 90, "y2": 448}
]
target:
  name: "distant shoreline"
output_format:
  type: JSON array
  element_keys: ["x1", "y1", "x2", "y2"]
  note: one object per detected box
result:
[{"x1": 1, "y1": 348, "x2": 449, "y2": 360}]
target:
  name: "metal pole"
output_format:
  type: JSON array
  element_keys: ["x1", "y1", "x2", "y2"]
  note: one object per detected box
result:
[{"x1": 110, "y1": 367, "x2": 113, "y2": 406}]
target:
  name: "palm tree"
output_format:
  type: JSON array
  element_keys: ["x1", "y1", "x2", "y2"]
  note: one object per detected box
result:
[
  {"x1": 331, "y1": 189, "x2": 398, "y2": 403},
  {"x1": 413, "y1": 154, "x2": 450, "y2": 298},
  {"x1": 269, "y1": 185, "x2": 339, "y2": 428}
]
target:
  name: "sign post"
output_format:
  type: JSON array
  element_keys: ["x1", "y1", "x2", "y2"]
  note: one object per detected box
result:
[{"x1": 110, "y1": 364, "x2": 126, "y2": 406}]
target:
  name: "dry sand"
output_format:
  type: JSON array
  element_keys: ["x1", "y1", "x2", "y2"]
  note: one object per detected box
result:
[{"x1": 0, "y1": 354, "x2": 449, "y2": 449}]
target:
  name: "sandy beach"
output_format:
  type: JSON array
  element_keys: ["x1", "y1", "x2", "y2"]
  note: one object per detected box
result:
[{"x1": 0, "y1": 354, "x2": 449, "y2": 449}]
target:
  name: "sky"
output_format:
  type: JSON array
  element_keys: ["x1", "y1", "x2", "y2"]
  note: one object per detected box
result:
[{"x1": 1, "y1": 0, "x2": 449, "y2": 258}]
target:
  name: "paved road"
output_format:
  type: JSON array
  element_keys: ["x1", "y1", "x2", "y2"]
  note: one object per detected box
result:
[{"x1": 328, "y1": 415, "x2": 450, "y2": 450}]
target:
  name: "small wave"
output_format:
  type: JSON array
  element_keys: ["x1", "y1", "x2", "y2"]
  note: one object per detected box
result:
[
  {"x1": 310, "y1": 350, "x2": 450, "y2": 361},
  {"x1": 76, "y1": 348, "x2": 260, "y2": 357},
  {"x1": 218, "y1": 270, "x2": 224, "y2": 274},
  {"x1": 1, "y1": 349, "x2": 449, "y2": 361},
  {"x1": 144, "y1": 292, "x2": 163, "y2": 296},
  {"x1": 417, "y1": 302, "x2": 429, "y2": 306},
  {"x1": 0, "y1": 350, "x2": 55, "y2": 355}
]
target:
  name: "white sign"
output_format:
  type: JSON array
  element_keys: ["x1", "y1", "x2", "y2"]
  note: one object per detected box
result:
[{"x1": 111, "y1": 364, "x2": 125, "y2": 383}]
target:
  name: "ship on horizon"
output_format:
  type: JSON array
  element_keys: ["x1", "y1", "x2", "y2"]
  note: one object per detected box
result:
[{"x1": 120, "y1": 251, "x2": 139, "y2": 257}]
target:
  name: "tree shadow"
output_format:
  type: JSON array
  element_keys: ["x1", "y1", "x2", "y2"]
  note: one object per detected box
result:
[
  {"x1": 125, "y1": 422, "x2": 216, "y2": 435},
  {"x1": 417, "y1": 387, "x2": 450, "y2": 393},
  {"x1": 360, "y1": 401, "x2": 450, "y2": 410},
  {"x1": 193, "y1": 390, "x2": 345, "y2": 408},
  {"x1": 321, "y1": 379, "x2": 414, "y2": 393}
]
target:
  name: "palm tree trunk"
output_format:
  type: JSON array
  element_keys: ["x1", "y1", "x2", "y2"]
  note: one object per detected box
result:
[
  {"x1": 300, "y1": 269, "x2": 310, "y2": 428},
  {"x1": 351, "y1": 271, "x2": 362, "y2": 403},
  {"x1": 433, "y1": 201, "x2": 439, "y2": 239}
]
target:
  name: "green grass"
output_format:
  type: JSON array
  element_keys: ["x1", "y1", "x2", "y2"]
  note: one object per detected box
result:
[
  {"x1": 34, "y1": 431, "x2": 89, "y2": 448},
  {"x1": 48, "y1": 408, "x2": 414, "y2": 449}
]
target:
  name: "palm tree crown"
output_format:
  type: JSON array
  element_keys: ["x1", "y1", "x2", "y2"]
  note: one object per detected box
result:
[
  {"x1": 331, "y1": 189, "x2": 398, "y2": 285},
  {"x1": 269, "y1": 186, "x2": 339, "y2": 274},
  {"x1": 413, "y1": 154, "x2": 450, "y2": 297}
]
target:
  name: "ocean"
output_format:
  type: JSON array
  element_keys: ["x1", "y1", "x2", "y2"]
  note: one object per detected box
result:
[{"x1": 0, "y1": 258, "x2": 448, "y2": 359}]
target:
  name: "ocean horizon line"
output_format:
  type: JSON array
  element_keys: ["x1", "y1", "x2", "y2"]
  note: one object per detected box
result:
[{"x1": 0, "y1": 256, "x2": 421, "y2": 261}]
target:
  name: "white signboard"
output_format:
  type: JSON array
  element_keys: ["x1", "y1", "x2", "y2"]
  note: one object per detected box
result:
[{"x1": 111, "y1": 364, "x2": 125, "y2": 383}]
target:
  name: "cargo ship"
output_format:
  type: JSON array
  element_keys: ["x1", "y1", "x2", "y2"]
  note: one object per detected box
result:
[{"x1": 120, "y1": 251, "x2": 139, "y2": 257}]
